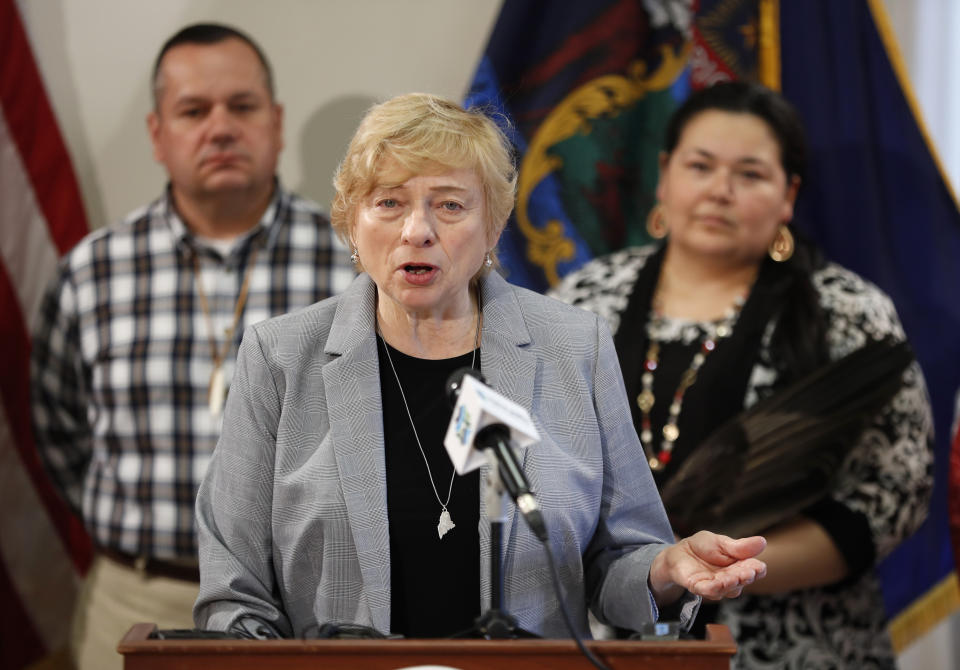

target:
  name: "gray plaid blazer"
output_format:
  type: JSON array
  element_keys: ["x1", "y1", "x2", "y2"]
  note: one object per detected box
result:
[{"x1": 194, "y1": 271, "x2": 697, "y2": 638}]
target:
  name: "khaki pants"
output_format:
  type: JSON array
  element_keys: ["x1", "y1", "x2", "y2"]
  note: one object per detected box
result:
[{"x1": 70, "y1": 555, "x2": 199, "y2": 670}]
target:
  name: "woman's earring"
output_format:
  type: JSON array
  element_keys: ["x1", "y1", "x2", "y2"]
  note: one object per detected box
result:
[
  {"x1": 484, "y1": 252, "x2": 493, "y2": 268},
  {"x1": 768, "y1": 225, "x2": 795, "y2": 262},
  {"x1": 350, "y1": 247, "x2": 360, "y2": 264},
  {"x1": 646, "y1": 205, "x2": 668, "y2": 239}
]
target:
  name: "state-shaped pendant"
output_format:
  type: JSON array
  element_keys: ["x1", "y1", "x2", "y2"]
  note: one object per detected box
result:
[{"x1": 437, "y1": 509, "x2": 456, "y2": 539}]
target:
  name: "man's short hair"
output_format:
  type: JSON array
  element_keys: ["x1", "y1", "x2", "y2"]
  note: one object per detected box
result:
[{"x1": 152, "y1": 23, "x2": 275, "y2": 109}]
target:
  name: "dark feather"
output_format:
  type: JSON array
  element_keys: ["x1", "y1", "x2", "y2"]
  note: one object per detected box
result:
[{"x1": 660, "y1": 338, "x2": 914, "y2": 538}]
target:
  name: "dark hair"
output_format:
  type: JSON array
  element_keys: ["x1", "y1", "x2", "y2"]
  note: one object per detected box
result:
[
  {"x1": 663, "y1": 80, "x2": 806, "y2": 182},
  {"x1": 665, "y1": 81, "x2": 828, "y2": 380},
  {"x1": 151, "y1": 23, "x2": 274, "y2": 108}
]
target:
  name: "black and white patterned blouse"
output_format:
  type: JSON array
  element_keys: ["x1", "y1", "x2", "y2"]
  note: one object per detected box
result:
[{"x1": 551, "y1": 244, "x2": 934, "y2": 669}]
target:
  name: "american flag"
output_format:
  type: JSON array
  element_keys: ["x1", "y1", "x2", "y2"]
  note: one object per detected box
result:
[{"x1": 1, "y1": 0, "x2": 92, "y2": 666}]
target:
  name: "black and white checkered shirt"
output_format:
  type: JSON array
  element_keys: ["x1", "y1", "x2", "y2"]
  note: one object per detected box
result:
[{"x1": 31, "y1": 183, "x2": 354, "y2": 560}]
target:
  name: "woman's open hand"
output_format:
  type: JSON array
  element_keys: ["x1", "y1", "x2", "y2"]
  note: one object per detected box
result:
[{"x1": 650, "y1": 531, "x2": 767, "y2": 605}]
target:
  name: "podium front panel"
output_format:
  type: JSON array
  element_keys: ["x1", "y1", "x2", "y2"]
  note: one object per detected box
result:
[{"x1": 119, "y1": 622, "x2": 736, "y2": 670}]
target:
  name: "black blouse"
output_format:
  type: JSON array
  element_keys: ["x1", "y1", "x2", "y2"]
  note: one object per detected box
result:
[{"x1": 377, "y1": 338, "x2": 481, "y2": 637}]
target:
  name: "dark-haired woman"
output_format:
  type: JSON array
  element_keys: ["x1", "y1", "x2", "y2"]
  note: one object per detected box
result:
[{"x1": 551, "y1": 81, "x2": 933, "y2": 669}]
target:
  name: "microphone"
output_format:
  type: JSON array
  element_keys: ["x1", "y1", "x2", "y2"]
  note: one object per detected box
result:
[{"x1": 444, "y1": 369, "x2": 547, "y2": 541}]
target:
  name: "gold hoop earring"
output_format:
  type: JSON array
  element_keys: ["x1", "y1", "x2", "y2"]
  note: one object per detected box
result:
[
  {"x1": 646, "y1": 205, "x2": 668, "y2": 239},
  {"x1": 769, "y1": 225, "x2": 794, "y2": 262}
]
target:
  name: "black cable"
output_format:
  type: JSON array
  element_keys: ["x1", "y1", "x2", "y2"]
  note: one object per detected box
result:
[
  {"x1": 302, "y1": 621, "x2": 393, "y2": 639},
  {"x1": 149, "y1": 629, "x2": 239, "y2": 640},
  {"x1": 541, "y1": 540, "x2": 612, "y2": 670}
]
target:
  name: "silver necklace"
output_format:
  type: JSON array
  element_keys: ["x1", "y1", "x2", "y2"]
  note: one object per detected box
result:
[{"x1": 378, "y1": 297, "x2": 481, "y2": 540}]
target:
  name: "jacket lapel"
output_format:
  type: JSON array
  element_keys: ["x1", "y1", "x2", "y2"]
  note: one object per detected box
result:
[
  {"x1": 476, "y1": 273, "x2": 536, "y2": 608},
  {"x1": 321, "y1": 275, "x2": 392, "y2": 632}
]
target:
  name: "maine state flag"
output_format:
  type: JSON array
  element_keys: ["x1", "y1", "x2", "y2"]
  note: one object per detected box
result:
[{"x1": 467, "y1": 0, "x2": 960, "y2": 651}]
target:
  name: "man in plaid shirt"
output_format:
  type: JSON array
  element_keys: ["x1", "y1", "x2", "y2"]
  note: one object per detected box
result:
[{"x1": 30, "y1": 23, "x2": 353, "y2": 669}]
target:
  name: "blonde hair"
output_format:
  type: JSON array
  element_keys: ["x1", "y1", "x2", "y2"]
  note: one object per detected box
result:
[{"x1": 331, "y1": 93, "x2": 517, "y2": 267}]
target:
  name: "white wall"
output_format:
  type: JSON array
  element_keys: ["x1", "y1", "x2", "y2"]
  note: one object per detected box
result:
[{"x1": 17, "y1": 0, "x2": 503, "y2": 229}]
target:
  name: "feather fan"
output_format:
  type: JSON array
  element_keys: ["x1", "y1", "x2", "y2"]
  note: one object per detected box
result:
[{"x1": 659, "y1": 338, "x2": 914, "y2": 538}]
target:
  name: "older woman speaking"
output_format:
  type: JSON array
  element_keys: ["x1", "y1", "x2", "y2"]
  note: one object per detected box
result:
[{"x1": 193, "y1": 93, "x2": 765, "y2": 640}]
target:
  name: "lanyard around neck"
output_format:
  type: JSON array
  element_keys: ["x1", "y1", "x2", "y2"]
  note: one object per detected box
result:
[{"x1": 191, "y1": 242, "x2": 261, "y2": 415}]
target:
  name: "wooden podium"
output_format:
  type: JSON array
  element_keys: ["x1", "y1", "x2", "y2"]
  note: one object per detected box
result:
[{"x1": 118, "y1": 622, "x2": 736, "y2": 669}]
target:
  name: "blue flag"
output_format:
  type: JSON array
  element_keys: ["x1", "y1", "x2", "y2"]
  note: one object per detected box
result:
[
  {"x1": 467, "y1": 0, "x2": 960, "y2": 650},
  {"x1": 779, "y1": 0, "x2": 960, "y2": 648}
]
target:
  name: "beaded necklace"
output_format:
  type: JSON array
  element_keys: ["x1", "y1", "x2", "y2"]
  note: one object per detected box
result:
[{"x1": 637, "y1": 294, "x2": 745, "y2": 471}]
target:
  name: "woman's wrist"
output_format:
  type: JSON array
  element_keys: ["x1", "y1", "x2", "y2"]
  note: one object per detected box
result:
[{"x1": 649, "y1": 545, "x2": 685, "y2": 606}]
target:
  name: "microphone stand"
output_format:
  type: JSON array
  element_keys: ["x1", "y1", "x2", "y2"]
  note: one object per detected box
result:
[{"x1": 452, "y1": 450, "x2": 539, "y2": 639}]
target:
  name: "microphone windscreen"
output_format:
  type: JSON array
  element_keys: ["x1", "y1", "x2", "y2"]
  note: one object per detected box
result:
[{"x1": 445, "y1": 367, "x2": 485, "y2": 407}]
